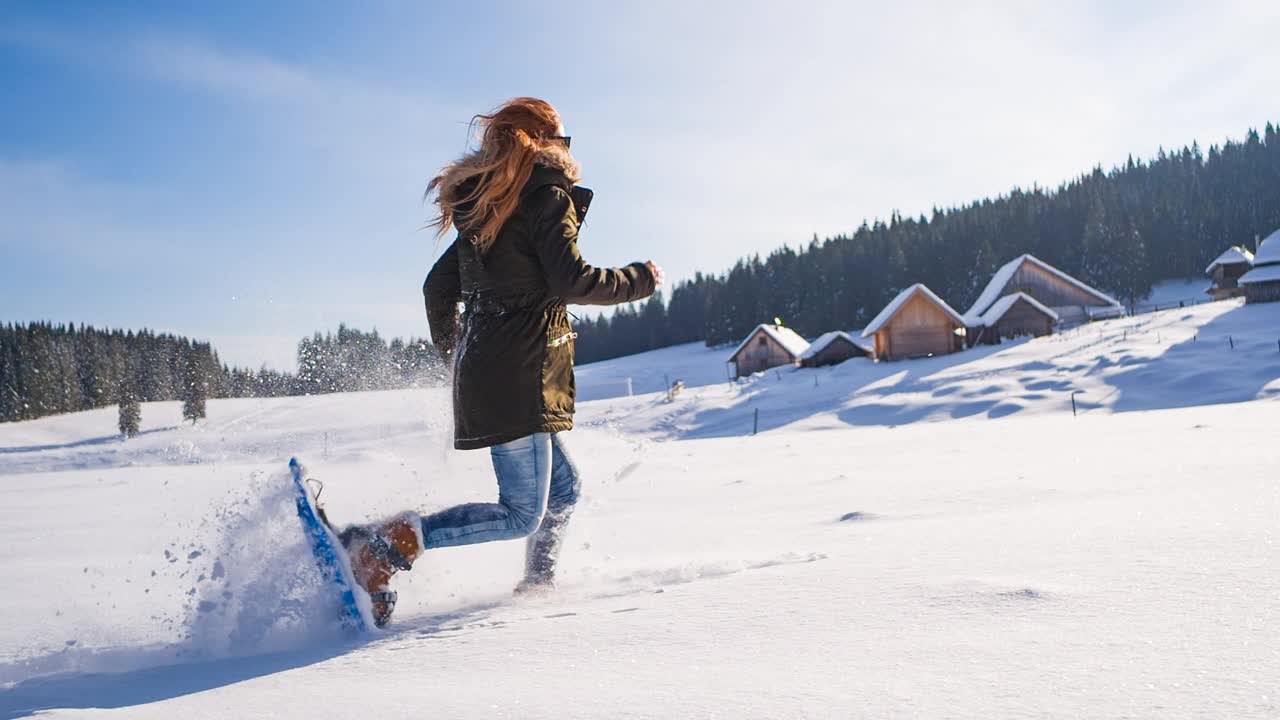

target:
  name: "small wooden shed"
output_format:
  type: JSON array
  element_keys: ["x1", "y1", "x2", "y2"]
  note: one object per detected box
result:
[
  {"x1": 1240, "y1": 229, "x2": 1280, "y2": 304},
  {"x1": 1205, "y1": 246, "x2": 1255, "y2": 300},
  {"x1": 963, "y1": 254, "x2": 1123, "y2": 326},
  {"x1": 798, "y1": 331, "x2": 872, "y2": 367},
  {"x1": 728, "y1": 324, "x2": 810, "y2": 378},
  {"x1": 971, "y1": 292, "x2": 1060, "y2": 344},
  {"x1": 861, "y1": 284, "x2": 966, "y2": 361}
]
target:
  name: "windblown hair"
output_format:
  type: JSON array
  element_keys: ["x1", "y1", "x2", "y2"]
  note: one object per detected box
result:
[{"x1": 427, "y1": 97, "x2": 580, "y2": 252}]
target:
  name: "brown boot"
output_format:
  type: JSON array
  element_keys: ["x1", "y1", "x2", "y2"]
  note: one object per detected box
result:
[{"x1": 339, "y1": 512, "x2": 423, "y2": 627}]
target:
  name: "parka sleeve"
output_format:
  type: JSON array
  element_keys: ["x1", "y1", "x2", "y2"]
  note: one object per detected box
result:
[
  {"x1": 424, "y1": 239, "x2": 462, "y2": 358},
  {"x1": 530, "y1": 186, "x2": 656, "y2": 306}
]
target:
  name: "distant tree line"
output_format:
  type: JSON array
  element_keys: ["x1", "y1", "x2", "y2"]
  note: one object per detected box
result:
[
  {"x1": 0, "y1": 322, "x2": 445, "y2": 424},
  {"x1": 295, "y1": 325, "x2": 444, "y2": 395},
  {"x1": 574, "y1": 122, "x2": 1280, "y2": 363},
  {"x1": 8, "y1": 124, "x2": 1280, "y2": 419}
]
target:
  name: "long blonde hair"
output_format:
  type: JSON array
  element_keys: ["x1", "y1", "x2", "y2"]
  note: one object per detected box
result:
[{"x1": 427, "y1": 97, "x2": 576, "y2": 252}]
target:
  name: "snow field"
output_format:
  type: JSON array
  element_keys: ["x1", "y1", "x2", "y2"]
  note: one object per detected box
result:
[{"x1": 0, "y1": 297, "x2": 1277, "y2": 718}]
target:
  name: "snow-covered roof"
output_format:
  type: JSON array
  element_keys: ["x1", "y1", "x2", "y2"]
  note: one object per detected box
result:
[
  {"x1": 862, "y1": 284, "x2": 966, "y2": 338},
  {"x1": 963, "y1": 254, "x2": 1122, "y2": 325},
  {"x1": 976, "y1": 292, "x2": 1060, "y2": 327},
  {"x1": 728, "y1": 324, "x2": 810, "y2": 360},
  {"x1": 1239, "y1": 263, "x2": 1280, "y2": 285},
  {"x1": 798, "y1": 331, "x2": 871, "y2": 361},
  {"x1": 1252, "y1": 228, "x2": 1280, "y2": 266},
  {"x1": 1204, "y1": 246, "x2": 1255, "y2": 274}
]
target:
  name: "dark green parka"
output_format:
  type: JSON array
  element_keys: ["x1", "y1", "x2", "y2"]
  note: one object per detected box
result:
[{"x1": 424, "y1": 157, "x2": 655, "y2": 450}]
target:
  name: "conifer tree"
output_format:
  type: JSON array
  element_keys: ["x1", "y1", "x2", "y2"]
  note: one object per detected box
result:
[
  {"x1": 118, "y1": 379, "x2": 141, "y2": 437},
  {"x1": 181, "y1": 351, "x2": 208, "y2": 424},
  {"x1": 1113, "y1": 221, "x2": 1152, "y2": 311}
]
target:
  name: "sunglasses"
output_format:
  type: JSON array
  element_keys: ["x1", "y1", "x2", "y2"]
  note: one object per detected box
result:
[{"x1": 547, "y1": 135, "x2": 571, "y2": 149}]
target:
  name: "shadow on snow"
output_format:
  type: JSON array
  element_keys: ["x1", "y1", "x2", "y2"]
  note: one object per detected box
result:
[
  {"x1": 0, "y1": 426, "x2": 178, "y2": 455},
  {"x1": 0, "y1": 641, "x2": 356, "y2": 719},
  {"x1": 0, "y1": 601, "x2": 517, "y2": 718},
  {"x1": 1104, "y1": 304, "x2": 1280, "y2": 413}
]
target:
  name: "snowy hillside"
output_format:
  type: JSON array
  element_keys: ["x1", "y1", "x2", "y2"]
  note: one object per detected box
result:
[
  {"x1": 1138, "y1": 277, "x2": 1212, "y2": 310},
  {"x1": 1, "y1": 299, "x2": 1278, "y2": 718},
  {"x1": 579, "y1": 298, "x2": 1280, "y2": 438}
]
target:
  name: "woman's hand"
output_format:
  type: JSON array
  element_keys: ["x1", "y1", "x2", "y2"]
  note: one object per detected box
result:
[{"x1": 646, "y1": 261, "x2": 665, "y2": 287}]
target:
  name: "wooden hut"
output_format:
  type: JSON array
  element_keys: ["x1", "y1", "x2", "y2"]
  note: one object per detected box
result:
[
  {"x1": 1204, "y1": 246, "x2": 1255, "y2": 300},
  {"x1": 963, "y1": 254, "x2": 1123, "y2": 327},
  {"x1": 728, "y1": 324, "x2": 810, "y2": 378},
  {"x1": 1240, "y1": 229, "x2": 1280, "y2": 304},
  {"x1": 861, "y1": 284, "x2": 966, "y2": 361},
  {"x1": 971, "y1": 292, "x2": 1059, "y2": 344},
  {"x1": 798, "y1": 331, "x2": 872, "y2": 367}
]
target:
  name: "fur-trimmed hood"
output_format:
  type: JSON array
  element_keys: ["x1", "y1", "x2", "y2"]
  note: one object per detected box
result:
[
  {"x1": 529, "y1": 144, "x2": 581, "y2": 185},
  {"x1": 438, "y1": 144, "x2": 581, "y2": 205}
]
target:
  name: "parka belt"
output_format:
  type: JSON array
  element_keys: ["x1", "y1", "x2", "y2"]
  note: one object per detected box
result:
[{"x1": 462, "y1": 290, "x2": 543, "y2": 315}]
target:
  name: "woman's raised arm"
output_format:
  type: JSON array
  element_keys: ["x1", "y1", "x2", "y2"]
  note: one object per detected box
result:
[{"x1": 530, "y1": 186, "x2": 657, "y2": 306}]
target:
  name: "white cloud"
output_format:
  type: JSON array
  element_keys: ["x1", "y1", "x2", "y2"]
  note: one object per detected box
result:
[{"x1": 132, "y1": 37, "x2": 317, "y2": 101}]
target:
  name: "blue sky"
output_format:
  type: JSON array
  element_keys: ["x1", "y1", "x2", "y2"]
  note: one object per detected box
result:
[{"x1": 3, "y1": 1, "x2": 1278, "y2": 370}]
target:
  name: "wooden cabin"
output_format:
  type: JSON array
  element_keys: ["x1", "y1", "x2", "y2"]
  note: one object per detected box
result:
[
  {"x1": 1240, "y1": 229, "x2": 1280, "y2": 304},
  {"x1": 861, "y1": 284, "x2": 966, "y2": 361},
  {"x1": 798, "y1": 331, "x2": 872, "y2": 367},
  {"x1": 728, "y1": 324, "x2": 810, "y2": 378},
  {"x1": 1205, "y1": 246, "x2": 1255, "y2": 300},
  {"x1": 963, "y1": 254, "x2": 1123, "y2": 327},
  {"x1": 971, "y1": 292, "x2": 1059, "y2": 344}
]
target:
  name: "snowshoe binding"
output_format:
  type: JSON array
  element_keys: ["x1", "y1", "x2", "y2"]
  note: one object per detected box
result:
[{"x1": 315, "y1": 497, "x2": 423, "y2": 628}]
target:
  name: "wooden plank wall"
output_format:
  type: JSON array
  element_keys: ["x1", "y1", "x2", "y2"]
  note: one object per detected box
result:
[
  {"x1": 735, "y1": 332, "x2": 796, "y2": 376},
  {"x1": 1007, "y1": 263, "x2": 1107, "y2": 309},
  {"x1": 993, "y1": 300, "x2": 1054, "y2": 339},
  {"x1": 880, "y1": 294, "x2": 961, "y2": 359}
]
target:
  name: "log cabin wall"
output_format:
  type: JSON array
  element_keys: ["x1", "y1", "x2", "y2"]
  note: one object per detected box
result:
[
  {"x1": 991, "y1": 300, "x2": 1055, "y2": 340},
  {"x1": 1245, "y1": 280, "x2": 1280, "y2": 304},
  {"x1": 1209, "y1": 264, "x2": 1251, "y2": 299},
  {"x1": 1006, "y1": 262, "x2": 1102, "y2": 308},
  {"x1": 876, "y1": 293, "x2": 962, "y2": 360},
  {"x1": 733, "y1": 332, "x2": 797, "y2": 377}
]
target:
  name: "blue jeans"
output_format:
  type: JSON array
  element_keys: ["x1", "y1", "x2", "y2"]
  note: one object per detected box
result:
[{"x1": 419, "y1": 433, "x2": 581, "y2": 550}]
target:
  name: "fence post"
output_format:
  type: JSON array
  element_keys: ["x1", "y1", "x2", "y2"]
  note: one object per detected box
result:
[
  {"x1": 1071, "y1": 390, "x2": 1081, "y2": 417},
  {"x1": 752, "y1": 407, "x2": 759, "y2": 435}
]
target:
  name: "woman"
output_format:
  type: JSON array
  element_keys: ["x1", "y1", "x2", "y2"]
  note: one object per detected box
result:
[{"x1": 340, "y1": 97, "x2": 662, "y2": 626}]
